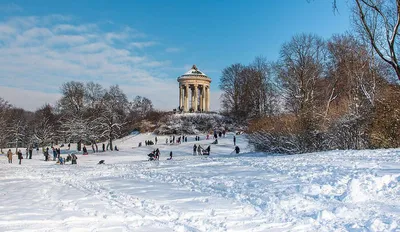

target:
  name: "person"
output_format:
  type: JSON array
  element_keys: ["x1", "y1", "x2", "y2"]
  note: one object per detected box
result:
[
  {"x1": 66, "y1": 154, "x2": 72, "y2": 162},
  {"x1": 25, "y1": 148, "x2": 29, "y2": 159},
  {"x1": 44, "y1": 148, "x2": 49, "y2": 161},
  {"x1": 233, "y1": 136, "x2": 236, "y2": 146},
  {"x1": 165, "y1": 138, "x2": 168, "y2": 144},
  {"x1": 83, "y1": 145, "x2": 88, "y2": 155},
  {"x1": 193, "y1": 144, "x2": 197, "y2": 155},
  {"x1": 205, "y1": 146, "x2": 211, "y2": 155},
  {"x1": 197, "y1": 145, "x2": 202, "y2": 156},
  {"x1": 155, "y1": 136, "x2": 158, "y2": 145},
  {"x1": 67, "y1": 143, "x2": 71, "y2": 150},
  {"x1": 167, "y1": 151, "x2": 173, "y2": 160},
  {"x1": 235, "y1": 146, "x2": 240, "y2": 154},
  {"x1": 102, "y1": 143, "x2": 105, "y2": 152},
  {"x1": 59, "y1": 156, "x2": 64, "y2": 165},
  {"x1": 155, "y1": 148, "x2": 160, "y2": 160},
  {"x1": 114, "y1": 145, "x2": 119, "y2": 151},
  {"x1": 17, "y1": 149, "x2": 23, "y2": 165},
  {"x1": 29, "y1": 146, "x2": 33, "y2": 159},
  {"x1": 7, "y1": 149, "x2": 12, "y2": 164},
  {"x1": 71, "y1": 154, "x2": 78, "y2": 164},
  {"x1": 219, "y1": 131, "x2": 222, "y2": 138},
  {"x1": 52, "y1": 147, "x2": 57, "y2": 161},
  {"x1": 212, "y1": 139, "x2": 218, "y2": 144},
  {"x1": 148, "y1": 151, "x2": 156, "y2": 161}
]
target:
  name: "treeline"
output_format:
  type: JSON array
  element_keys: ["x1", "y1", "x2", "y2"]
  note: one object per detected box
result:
[
  {"x1": 220, "y1": 33, "x2": 400, "y2": 154},
  {"x1": 0, "y1": 81, "x2": 158, "y2": 152}
]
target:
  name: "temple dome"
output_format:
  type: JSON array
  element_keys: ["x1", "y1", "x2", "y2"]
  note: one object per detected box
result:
[{"x1": 178, "y1": 65, "x2": 211, "y2": 81}]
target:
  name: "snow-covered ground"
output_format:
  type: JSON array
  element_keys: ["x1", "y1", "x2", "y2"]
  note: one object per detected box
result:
[{"x1": 1, "y1": 133, "x2": 399, "y2": 232}]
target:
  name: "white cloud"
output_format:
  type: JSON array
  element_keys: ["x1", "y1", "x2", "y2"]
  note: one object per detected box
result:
[
  {"x1": 53, "y1": 24, "x2": 97, "y2": 33},
  {"x1": 0, "y1": 15, "x2": 189, "y2": 111},
  {"x1": 130, "y1": 41, "x2": 158, "y2": 49},
  {"x1": 0, "y1": 15, "x2": 221, "y2": 112}
]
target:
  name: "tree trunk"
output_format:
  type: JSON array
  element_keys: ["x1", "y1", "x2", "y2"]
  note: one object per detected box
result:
[{"x1": 109, "y1": 131, "x2": 113, "y2": 151}]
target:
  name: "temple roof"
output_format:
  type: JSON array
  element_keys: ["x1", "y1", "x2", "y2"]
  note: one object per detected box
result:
[{"x1": 179, "y1": 64, "x2": 210, "y2": 78}]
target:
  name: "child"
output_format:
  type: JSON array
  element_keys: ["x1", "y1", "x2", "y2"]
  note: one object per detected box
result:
[{"x1": 167, "y1": 151, "x2": 172, "y2": 160}]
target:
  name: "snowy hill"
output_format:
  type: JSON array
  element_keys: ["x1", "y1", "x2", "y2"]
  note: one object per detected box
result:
[{"x1": 0, "y1": 133, "x2": 399, "y2": 231}]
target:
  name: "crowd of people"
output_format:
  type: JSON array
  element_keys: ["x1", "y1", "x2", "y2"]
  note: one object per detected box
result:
[
  {"x1": 145, "y1": 130, "x2": 239, "y2": 161},
  {"x1": 4, "y1": 130, "x2": 241, "y2": 165}
]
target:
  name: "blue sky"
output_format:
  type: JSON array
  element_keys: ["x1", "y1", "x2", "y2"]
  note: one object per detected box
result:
[{"x1": 0, "y1": 0, "x2": 352, "y2": 111}]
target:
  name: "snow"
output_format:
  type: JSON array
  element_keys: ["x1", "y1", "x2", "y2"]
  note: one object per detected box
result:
[{"x1": 1, "y1": 133, "x2": 400, "y2": 231}]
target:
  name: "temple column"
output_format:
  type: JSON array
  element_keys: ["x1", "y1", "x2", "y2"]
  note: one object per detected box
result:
[
  {"x1": 199, "y1": 86, "x2": 203, "y2": 111},
  {"x1": 185, "y1": 84, "x2": 189, "y2": 112},
  {"x1": 202, "y1": 85, "x2": 206, "y2": 111},
  {"x1": 206, "y1": 86, "x2": 210, "y2": 111},
  {"x1": 194, "y1": 84, "x2": 198, "y2": 112},
  {"x1": 179, "y1": 85, "x2": 183, "y2": 110}
]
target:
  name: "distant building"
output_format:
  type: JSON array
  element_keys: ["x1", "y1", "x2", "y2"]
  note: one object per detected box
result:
[{"x1": 177, "y1": 65, "x2": 211, "y2": 112}]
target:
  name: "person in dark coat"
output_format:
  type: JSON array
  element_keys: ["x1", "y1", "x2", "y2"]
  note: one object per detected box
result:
[
  {"x1": 193, "y1": 144, "x2": 197, "y2": 155},
  {"x1": 44, "y1": 148, "x2": 49, "y2": 161},
  {"x1": 167, "y1": 151, "x2": 172, "y2": 160},
  {"x1": 71, "y1": 154, "x2": 78, "y2": 164},
  {"x1": 17, "y1": 150, "x2": 23, "y2": 165},
  {"x1": 29, "y1": 146, "x2": 33, "y2": 159},
  {"x1": 235, "y1": 146, "x2": 240, "y2": 154},
  {"x1": 233, "y1": 136, "x2": 236, "y2": 146},
  {"x1": 102, "y1": 143, "x2": 105, "y2": 152},
  {"x1": 83, "y1": 145, "x2": 88, "y2": 155},
  {"x1": 155, "y1": 137, "x2": 158, "y2": 145},
  {"x1": 205, "y1": 146, "x2": 211, "y2": 155}
]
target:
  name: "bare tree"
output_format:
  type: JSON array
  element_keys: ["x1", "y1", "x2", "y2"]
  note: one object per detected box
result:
[
  {"x1": 32, "y1": 104, "x2": 57, "y2": 147},
  {"x1": 84, "y1": 82, "x2": 106, "y2": 110},
  {"x1": 7, "y1": 109, "x2": 28, "y2": 153},
  {"x1": 58, "y1": 81, "x2": 85, "y2": 114},
  {"x1": 220, "y1": 63, "x2": 245, "y2": 117},
  {"x1": 98, "y1": 85, "x2": 129, "y2": 150},
  {"x1": 276, "y1": 33, "x2": 326, "y2": 115},
  {"x1": 353, "y1": 0, "x2": 400, "y2": 80},
  {"x1": 130, "y1": 96, "x2": 154, "y2": 119},
  {"x1": 0, "y1": 98, "x2": 11, "y2": 152}
]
